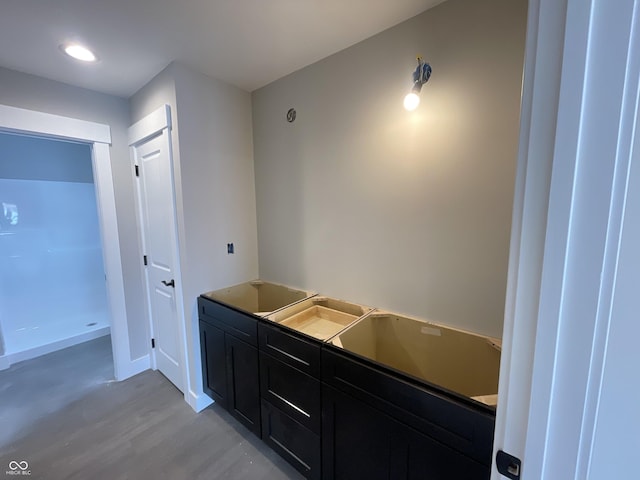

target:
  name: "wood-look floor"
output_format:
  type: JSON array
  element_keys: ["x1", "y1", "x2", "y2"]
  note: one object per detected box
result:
[{"x1": 0, "y1": 336, "x2": 303, "y2": 480}]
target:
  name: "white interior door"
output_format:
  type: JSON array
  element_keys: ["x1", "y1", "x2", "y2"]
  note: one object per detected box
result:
[{"x1": 129, "y1": 106, "x2": 184, "y2": 392}]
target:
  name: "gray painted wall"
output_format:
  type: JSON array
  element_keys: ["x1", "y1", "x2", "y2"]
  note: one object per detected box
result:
[
  {"x1": 0, "y1": 66, "x2": 148, "y2": 359},
  {"x1": 0, "y1": 132, "x2": 93, "y2": 183},
  {"x1": 252, "y1": 0, "x2": 527, "y2": 338},
  {"x1": 130, "y1": 62, "x2": 258, "y2": 406}
]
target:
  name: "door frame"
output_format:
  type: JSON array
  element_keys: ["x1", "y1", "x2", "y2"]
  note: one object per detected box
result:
[
  {"x1": 493, "y1": 0, "x2": 639, "y2": 477},
  {"x1": 491, "y1": 0, "x2": 570, "y2": 472},
  {"x1": 128, "y1": 104, "x2": 188, "y2": 391},
  {"x1": 0, "y1": 103, "x2": 131, "y2": 379}
]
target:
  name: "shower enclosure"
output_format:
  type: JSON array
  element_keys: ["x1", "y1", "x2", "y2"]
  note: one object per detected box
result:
[{"x1": 0, "y1": 132, "x2": 110, "y2": 365}]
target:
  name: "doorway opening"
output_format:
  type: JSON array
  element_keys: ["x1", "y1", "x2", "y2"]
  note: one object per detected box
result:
[
  {"x1": 0, "y1": 131, "x2": 111, "y2": 365},
  {"x1": 0, "y1": 103, "x2": 130, "y2": 381}
]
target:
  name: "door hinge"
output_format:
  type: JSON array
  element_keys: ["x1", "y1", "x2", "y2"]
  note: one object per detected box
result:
[
  {"x1": 151, "y1": 338, "x2": 155, "y2": 349},
  {"x1": 135, "y1": 165, "x2": 140, "y2": 177},
  {"x1": 496, "y1": 450, "x2": 521, "y2": 480},
  {"x1": 143, "y1": 255, "x2": 148, "y2": 266}
]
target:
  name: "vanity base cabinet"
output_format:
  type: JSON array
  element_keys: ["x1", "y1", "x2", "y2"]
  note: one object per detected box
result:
[
  {"x1": 259, "y1": 351, "x2": 321, "y2": 432},
  {"x1": 199, "y1": 292, "x2": 496, "y2": 480},
  {"x1": 322, "y1": 385, "x2": 489, "y2": 480},
  {"x1": 322, "y1": 385, "x2": 392, "y2": 480},
  {"x1": 225, "y1": 334, "x2": 261, "y2": 436},
  {"x1": 198, "y1": 296, "x2": 261, "y2": 437},
  {"x1": 390, "y1": 419, "x2": 489, "y2": 480},
  {"x1": 321, "y1": 347, "x2": 493, "y2": 480},
  {"x1": 199, "y1": 320, "x2": 228, "y2": 408},
  {"x1": 258, "y1": 322, "x2": 323, "y2": 480}
]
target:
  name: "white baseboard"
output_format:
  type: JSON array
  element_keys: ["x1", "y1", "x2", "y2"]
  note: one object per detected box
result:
[
  {"x1": 1, "y1": 327, "x2": 110, "y2": 369},
  {"x1": 188, "y1": 389, "x2": 213, "y2": 413},
  {"x1": 114, "y1": 354, "x2": 150, "y2": 381}
]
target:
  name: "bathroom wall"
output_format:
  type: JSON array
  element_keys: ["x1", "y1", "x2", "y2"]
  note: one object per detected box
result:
[
  {"x1": 130, "y1": 61, "x2": 258, "y2": 407},
  {"x1": 252, "y1": 0, "x2": 527, "y2": 338}
]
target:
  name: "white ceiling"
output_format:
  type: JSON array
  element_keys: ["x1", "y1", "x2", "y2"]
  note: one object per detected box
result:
[{"x1": 0, "y1": 0, "x2": 446, "y2": 98}]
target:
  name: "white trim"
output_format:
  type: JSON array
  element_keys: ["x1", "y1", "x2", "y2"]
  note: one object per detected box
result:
[
  {"x1": 131, "y1": 145, "x2": 155, "y2": 370},
  {"x1": 0, "y1": 104, "x2": 133, "y2": 381},
  {"x1": 525, "y1": 0, "x2": 638, "y2": 478},
  {"x1": 128, "y1": 104, "x2": 189, "y2": 396},
  {"x1": 578, "y1": 2, "x2": 640, "y2": 477},
  {"x1": 585, "y1": 76, "x2": 640, "y2": 478},
  {"x1": 491, "y1": 0, "x2": 569, "y2": 476},
  {"x1": 128, "y1": 104, "x2": 171, "y2": 146},
  {"x1": 520, "y1": 0, "x2": 592, "y2": 476},
  {"x1": 115, "y1": 354, "x2": 151, "y2": 380},
  {"x1": 0, "y1": 104, "x2": 111, "y2": 144},
  {"x1": 163, "y1": 124, "x2": 189, "y2": 395},
  {"x1": 92, "y1": 142, "x2": 132, "y2": 381},
  {"x1": 495, "y1": 0, "x2": 640, "y2": 478},
  {"x1": 188, "y1": 389, "x2": 214, "y2": 413}
]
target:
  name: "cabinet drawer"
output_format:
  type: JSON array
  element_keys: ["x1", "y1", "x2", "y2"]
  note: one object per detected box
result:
[
  {"x1": 258, "y1": 321, "x2": 321, "y2": 377},
  {"x1": 198, "y1": 296, "x2": 257, "y2": 346},
  {"x1": 322, "y1": 346, "x2": 495, "y2": 466},
  {"x1": 261, "y1": 400, "x2": 321, "y2": 480},
  {"x1": 260, "y1": 352, "x2": 321, "y2": 433}
]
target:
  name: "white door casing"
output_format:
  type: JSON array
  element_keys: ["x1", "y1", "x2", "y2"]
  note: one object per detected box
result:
[
  {"x1": 129, "y1": 105, "x2": 186, "y2": 393},
  {"x1": 491, "y1": 0, "x2": 570, "y2": 475},
  {"x1": 0, "y1": 104, "x2": 133, "y2": 379},
  {"x1": 493, "y1": 0, "x2": 640, "y2": 478}
]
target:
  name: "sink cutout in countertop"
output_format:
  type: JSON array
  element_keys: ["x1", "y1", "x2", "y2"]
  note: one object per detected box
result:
[
  {"x1": 266, "y1": 296, "x2": 372, "y2": 341},
  {"x1": 280, "y1": 305, "x2": 357, "y2": 341},
  {"x1": 329, "y1": 312, "x2": 501, "y2": 405},
  {"x1": 202, "y1": 280, "x2": 315, "y2": 317}
]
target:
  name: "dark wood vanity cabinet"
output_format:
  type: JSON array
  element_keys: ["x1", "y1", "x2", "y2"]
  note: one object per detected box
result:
[
  {"x1": 198, "y1": 296, "x2": 261, "y2": 437},
  {"x1": 199, "y1": 320, "x2": 228, "y2": 406},
  {"x1": 321, "y1": 347, "x2": 493, "y2": 480},
  {"x1": 322, "y1": 385, "x2": 393, "y2": 480},
  {"x1": 323, "y1": 385, "x2": 489, "y2": 480},
  {"x1": 258, "y1": 322, "x2": 322, "y2": 480},
  {"x1": 198, "y1": 291, "x2": 496, "y2": 480}
]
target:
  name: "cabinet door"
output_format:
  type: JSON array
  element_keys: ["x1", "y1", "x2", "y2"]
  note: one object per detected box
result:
[
  {"x1": 199, "y1": 320, "x2": 228, "y2": 408},
  {"x1": 322, "y1": 385, "x2": 392, "y2": 480},
  {"x1": 225, "y1": 334, "x2": 261, "y2": 437},
  {"x1": 391, "y1": 423, "x2": 490, "y2": 480}
]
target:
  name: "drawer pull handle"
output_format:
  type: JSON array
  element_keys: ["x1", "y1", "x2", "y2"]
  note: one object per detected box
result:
[
  {"x1": 266, "y1": 342, "x2": 310, "y2": 367},
  {"x1": 270, "y1": 390, "x2": 311, "y2": 418}
]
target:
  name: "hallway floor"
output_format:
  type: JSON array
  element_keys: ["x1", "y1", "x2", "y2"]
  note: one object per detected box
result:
[{"x1": 0, "y1": 336, "x2": 302, "y2": 479}]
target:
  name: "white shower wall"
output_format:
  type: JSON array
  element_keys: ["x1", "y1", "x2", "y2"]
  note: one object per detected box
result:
[{"x1": 0, "y1": 178, "x2": 110, "y2": 356}]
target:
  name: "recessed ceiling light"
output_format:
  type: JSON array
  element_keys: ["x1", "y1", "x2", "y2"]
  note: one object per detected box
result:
[{"x1": 61, "y1": 43, "x2": 97, "y2": 62}]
